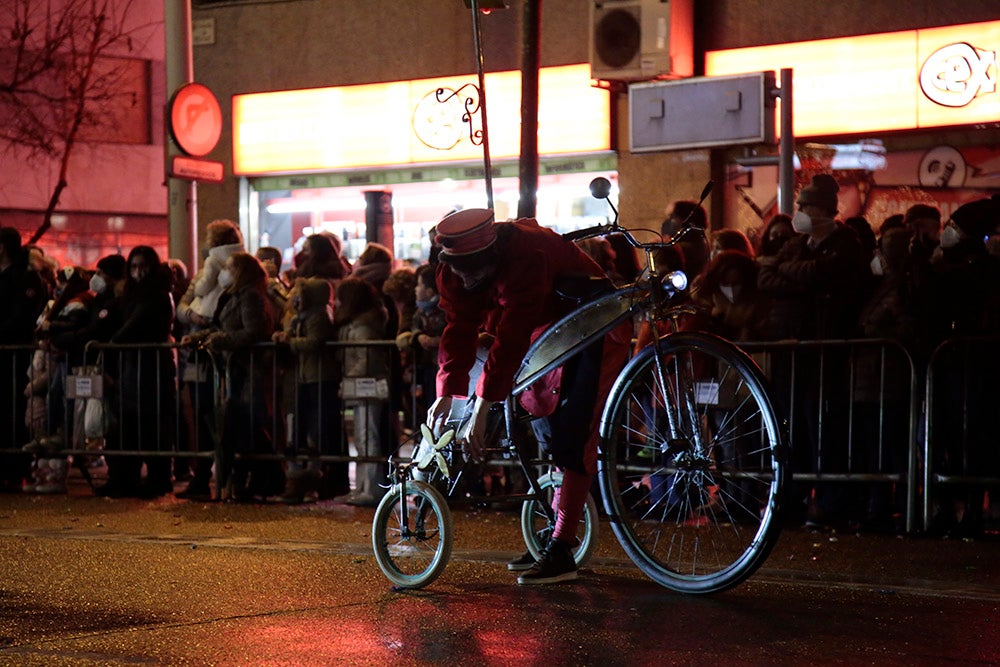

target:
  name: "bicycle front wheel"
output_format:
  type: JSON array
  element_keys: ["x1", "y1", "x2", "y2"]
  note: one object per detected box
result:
[
  {"x1": 372, "y1": 480, "x2": 453, "y2": 589},
  {"x1": 599, "y1": 332, "x2": 786, "y2": 594}
]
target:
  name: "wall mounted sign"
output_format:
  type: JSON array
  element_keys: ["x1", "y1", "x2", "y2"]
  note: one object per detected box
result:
[
  {"x1": 232, "y1": 64, "x2": 610, "y2": 176},
  {"x1": 706, "y1": 20, "x2": 1000, "y2": 138},
  {"x1": 169, "y1": 82, "x2": 223, "y2": 157}
]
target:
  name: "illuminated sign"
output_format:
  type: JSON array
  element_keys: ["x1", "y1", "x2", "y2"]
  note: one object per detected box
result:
[
  {"x1": 232, "y1": 64, "x2": 609, "y2": 175},
  {"x1": 706, "y1": 20, "x2": 1000, "y2": 138},
  {"x1": 169, "y1": 83, "x2": 223, "y2": 157}
]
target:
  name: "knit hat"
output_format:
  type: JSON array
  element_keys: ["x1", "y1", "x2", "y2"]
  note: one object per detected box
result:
[
  {"x1": 436, "y1": 209, "x2": 496, "y2": 256},
  {"x1": 950, "y1": 198, "x2": 1000, "y2": 240},
  {"x1": 796, "y1": 174, "x2": 840, "y2": 214},
  {"x1": 96, "y1": 254, "x2": 127, "y2": 281},
  {"x1": 902, "y1": 204, "x2": 941, "y2": 227}
]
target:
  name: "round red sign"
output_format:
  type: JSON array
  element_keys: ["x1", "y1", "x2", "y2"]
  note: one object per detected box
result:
[{"x1": 169, "y1": 83, "x2": 223, "y2": 157}]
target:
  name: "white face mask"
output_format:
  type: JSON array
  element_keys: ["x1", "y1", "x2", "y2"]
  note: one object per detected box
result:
[
  {"x1": 218, "y1": 269, "x2": 234, "y2": 289},
  {"x1": 719, "y1": 284, "x2": 740, "y2": 303},
  {"x1": 870, "y1": 253, "x2": 886, "y2": 277},
  {"x1": 791, "y1": 210, "x2": 812, "y2": 235},
  {"x1": 89, "y1": 274, "x2": 107, "y2": 294},
  {"x1": 940, "y1": 224, "x2": 962, "y2": 249}
]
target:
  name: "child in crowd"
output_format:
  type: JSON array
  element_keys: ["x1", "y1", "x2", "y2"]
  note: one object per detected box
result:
[
  {"x1": 406, "y1": 263, "x2": 446, "y2": 416},
  {"x1": 334, "y1": 277, "x2": 391, "y2": 507},
  {"x1": 273, "y1": 277, "x2": 346, "y2": 503}
]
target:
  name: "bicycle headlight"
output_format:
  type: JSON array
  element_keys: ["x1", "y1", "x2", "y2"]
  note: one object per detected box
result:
[{"x1": 663, "y1": 270, "x2": 688, "y2": 293}]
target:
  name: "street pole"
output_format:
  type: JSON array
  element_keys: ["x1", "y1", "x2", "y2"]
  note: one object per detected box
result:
[
  {"x1": 778, "y1": 68, "x2": 794, "y2": 216},
  {"x1": 469, "y1": 0, "x2": 494, "y2": 210},
  {"x1": 165, "y1": 0, "x2": 197, "y2": 272},
  {"x1": 517, "y1": 0, "x2": 541, "y2": 219}
]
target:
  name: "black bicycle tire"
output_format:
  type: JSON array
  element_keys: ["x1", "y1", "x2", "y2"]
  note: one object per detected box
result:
[
  {"x1": 598, "y1": 331, "x2": 787, "y2": 594},
  {"x1": 372, "y1": 480, "x2": 453, "y2": 589}
]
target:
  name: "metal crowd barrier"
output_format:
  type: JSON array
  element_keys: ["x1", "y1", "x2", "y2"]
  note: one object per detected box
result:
[
  {"x1": 741, "y1": 338, "x2": 920, "y2": 532},
  {"x1": 4, "y1": 336, "x2": 999, "y2": 533},
  {"x1": 1, "y1": 338, "x2": 414, "y2": 467},
  {"x1": 922, "y1": 336, "x2": 1000, "y2": 531}
]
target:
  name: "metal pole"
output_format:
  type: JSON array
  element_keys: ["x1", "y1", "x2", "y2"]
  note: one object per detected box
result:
[
  {"x1": 165, "y1": 0, "x2": 197, "y2": 272},
  {"x1": 778, "y1": 68, "x2": 794, "y2": 216},
  {"x1": 517, "y1": 0, "x2": 541, "y2": 219},
  {"x1": 470, "y1": 0, "x2": 494, "y2": 209}
]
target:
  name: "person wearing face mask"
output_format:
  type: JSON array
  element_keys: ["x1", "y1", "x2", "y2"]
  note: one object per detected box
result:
[
  {"x1": 97, "y1": 246, "x2": 176, "y2": 499},
  {"x1": 854, "y1": 227, "x2": 918, "y2": 532},
  {"x1": 79, "y1": 255, "x2": 128, "y2": 357},
  {"x1": 758, "y1": 173, "x2": 868, "y2": 340},
  {"x1": 923, "y1": 198, "x2": 1000, "y2": 341},
  {"x1": 692, "y1": 250, "x2": 769, "y2": 342},
  {"x1": 755, "y1": 214, "x2": 795, "y2": 266},
  {"x1": 919, "y1": 197, "x2": 1000, "y2": 538},
  {"x1": 182, "y1": 253, "x2": 280, "y2": 502},
  {"x1": 757, "y1": 173, "x2": 869, "y2": 530},
  {"x1": 174, "y1": 220, "x2": 245, "y2": 500}
]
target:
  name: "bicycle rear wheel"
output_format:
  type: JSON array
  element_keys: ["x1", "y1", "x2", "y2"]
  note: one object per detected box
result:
[
  {"x1": 599, "y1": 332, "x2": 786, "y2": 594},
  {"x1": 372, "y1": 480, "x2": 453, "y2": 589},
  {"x1": 520, "y1": 472, "x2": 598, "y2": 567}
]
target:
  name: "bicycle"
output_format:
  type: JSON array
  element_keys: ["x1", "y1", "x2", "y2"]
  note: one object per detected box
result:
[
  {"x1": 372, "y1": 382, "x2": 600, "y2": 589},
  {"x1": 372, "y1": 178, "x2": 787, "y2": 594}
]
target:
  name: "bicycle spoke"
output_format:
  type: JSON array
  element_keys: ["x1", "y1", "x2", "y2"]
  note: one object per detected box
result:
[{"x1": 599, "y1": 333, "x2": 786, "y2": 594}]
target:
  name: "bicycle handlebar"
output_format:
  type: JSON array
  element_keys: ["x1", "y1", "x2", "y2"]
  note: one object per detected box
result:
[
  {"x1": 561, "y1": 223, "x2": 616, "y2": 243},
  {"x1": 561, "y1": 221, "x2": 704, "y2": 251}
]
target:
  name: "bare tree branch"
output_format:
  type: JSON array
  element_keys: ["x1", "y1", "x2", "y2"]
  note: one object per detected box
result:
[{"x1": 0, "y1": 0, "x2": 157, "y2": 243}]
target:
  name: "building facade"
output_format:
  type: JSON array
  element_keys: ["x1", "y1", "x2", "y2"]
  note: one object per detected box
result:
[{"x1": 5, "y1": 1, "x2": 999, "y2": 269}]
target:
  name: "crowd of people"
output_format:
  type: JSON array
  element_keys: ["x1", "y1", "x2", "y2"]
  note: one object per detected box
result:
[
  {"x1": 0, "y1": 220, "x2": 448, "y2": 508},
  {"x1": 1, "y1": 174, "x2": 999, "y2": 538},
  {"x1": 648, "y1": 176, "x2": 1000, "y2": 536}
]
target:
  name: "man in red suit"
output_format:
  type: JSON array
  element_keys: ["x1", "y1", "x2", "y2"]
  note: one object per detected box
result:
[{"x1": 426, "y1": 208, "x2": 630, "y2": 585}]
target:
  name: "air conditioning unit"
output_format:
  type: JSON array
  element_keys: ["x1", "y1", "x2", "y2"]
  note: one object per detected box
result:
[{"x1": 589, "y1": 0, "x2": 693, "y2": 82}]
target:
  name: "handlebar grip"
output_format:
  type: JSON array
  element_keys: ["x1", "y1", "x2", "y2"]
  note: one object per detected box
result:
[{"x1": 562, "y1": 225, "x2": 610, "y2": 242}]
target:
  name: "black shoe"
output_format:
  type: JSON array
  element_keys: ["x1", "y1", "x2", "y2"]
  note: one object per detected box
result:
[
  {"x1": 516, "y1": 539, "x2": 578, "y2": 585},
  {"x1": 507, "y1": 550, "x2": 536, "y2": 571}
]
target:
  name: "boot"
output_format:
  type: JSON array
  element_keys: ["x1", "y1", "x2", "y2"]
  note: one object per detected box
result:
[
  {"x1": 22, "y1": 459, "x2": 43, "y2": 493},
  {"x1": 278, "y1": 461, "x2": 306, "y2": 504}
]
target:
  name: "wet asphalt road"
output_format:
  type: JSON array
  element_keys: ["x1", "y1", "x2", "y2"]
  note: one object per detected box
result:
[{"x1": 0, "y1": 474, "x2": 998, "y2": 666}]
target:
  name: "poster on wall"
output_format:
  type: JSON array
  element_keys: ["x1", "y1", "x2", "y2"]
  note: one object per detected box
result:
[{"x1": 731, "y1": 144, "x2": 1000, "y2": 239}]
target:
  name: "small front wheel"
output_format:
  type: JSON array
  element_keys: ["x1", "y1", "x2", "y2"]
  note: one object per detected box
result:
[
  {"x1": 372, "y1": 480, "x2": 453, "y2": 589},
  {"x1": 520, "y1": 472, "x2": 599, "y2": 567}
]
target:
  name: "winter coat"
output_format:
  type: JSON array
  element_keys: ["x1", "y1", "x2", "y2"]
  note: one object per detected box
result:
[
  {"x1": 436, "y1": 219, "x2": 610, "y2": 405},
  {"x1": 285, "y1": 278, "x2": 338, "y2": 384},
  {"x1": 209, "y1": 286, "x2": 274, "y2": 405},
  {"x1": 0, "y1": 260, "x2": 48, "y2": 345},
  {"x1": 757, "y1": 224, "x2": 868, "y2": 340},
  {"x1": 338, "y1": 307, "x2": 390, "y2": 380},
  {"x1": 178, "y1": 242, "x2": 243, "y2": 324}
]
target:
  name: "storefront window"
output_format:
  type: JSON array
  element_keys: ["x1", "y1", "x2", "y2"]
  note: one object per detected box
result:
[{"x1": 253, "y1": 170, "x2": 616, "y2": 271}]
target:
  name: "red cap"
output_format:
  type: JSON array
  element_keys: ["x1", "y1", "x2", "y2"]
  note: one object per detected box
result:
[{"x1": 436, "y1": 209, "x2": 496, "y2": 256}]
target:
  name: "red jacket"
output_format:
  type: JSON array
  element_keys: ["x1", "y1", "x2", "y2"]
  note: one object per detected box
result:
[{"x1": 436, "y1": 219, "x2": 606, "y2": 405}]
